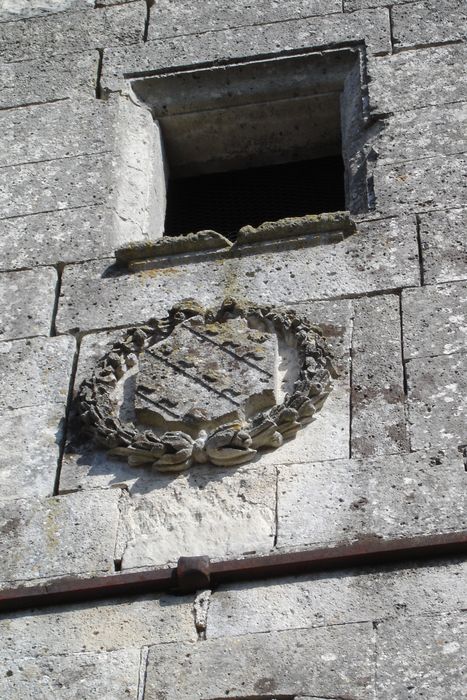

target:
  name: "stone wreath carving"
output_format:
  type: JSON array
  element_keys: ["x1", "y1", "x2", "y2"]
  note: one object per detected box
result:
[{"x1": 78, "y1": 299, "x2": 336, "y2": 472}]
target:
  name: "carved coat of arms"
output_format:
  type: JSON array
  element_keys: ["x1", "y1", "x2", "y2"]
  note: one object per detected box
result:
[{"x1": 78, "y1": 299, "x2": 336, "y2": 471}]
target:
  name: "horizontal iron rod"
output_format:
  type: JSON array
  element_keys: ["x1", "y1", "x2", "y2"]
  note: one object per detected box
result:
[{"x1": 0, "y1": 531, "x2": 466, "y2": 613}]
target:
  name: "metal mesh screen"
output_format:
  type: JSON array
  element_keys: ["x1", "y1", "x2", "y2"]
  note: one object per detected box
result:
[{"x1": 164, "y1": 156, "x2": 345, "y2": 242}]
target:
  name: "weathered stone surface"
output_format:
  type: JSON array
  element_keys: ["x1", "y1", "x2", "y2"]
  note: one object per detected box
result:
[
  {"x1": 392, "y1": 0, "x2": 467, "y2": 50},
  {"x1": 351, "y1": 294, "x2": 409, "y2": 458},
  {"x1": 149, "y1": 0, "x2": 342, "y2": 39},
  {"x1": 373, "y1": 155, "x2": 467, "y2": 215},
  {"x1": 0, "y1": 336, "x2": 74, "y2": 411},
  {"x1": 207, "y1": 559, "x2": 467, "y2": 639},
  {"x1": 0, "y1": 51, "x2": 99, "y2": 110},
  {"x1": 375, "y1": 103, "x2": 467, "y2": 165},
  {"x1": 0, "y1": 99, "x2": 109, "y2": 168},
  {"x1": 0, "y1": 648, "x2": 140, "y2": 700},
  {"x1": 0, "y1": 155, "x2": 109, "y2": 219},
  {"x1": 277, "y1": 449, "x2": 466, "y2": 548},
  {"x1": 0, "y1": 268, "x2": 56, "y2": 341},
  {"x1": 144, "y1": 623, "x2": 375, "y2": 699},
  {"x1": 419, "y1": 208, "x2": 467, "y2": 285},
  {"x1": 406, "y1": 353, "x2": 467, "y2": 450},
  {"x1": 344, "y1": 0, "x2": 408, "y2": 8},
  {"x1": 0, "y1": 3, "x2": 145, "y2": 63},
  {"x1": 0, "y1": 207, "x2": 115, "y2": 270},
  {"x1": 0, "y1": 489, "x2": 120, "y2": 584},
  {"x1": 116, "y1": 465, "x2": 276, "y2": 568},
  {"x1": 103, "y1": 8, "x2": 391, "y2": 92},
  {"x1": 56, "y1": 217, "x2": 419, "y2": 334},
  {"x1": 0, "y1": 405, "x2": 65, "y2": 501},
  {"x1": 0, "y1": 96, "x2": 162, "y2": 244},
  {"x1": 403, "y1": 281, "x2": 467, "y2": 360},
  {"x1": 367, "y1": 44, "x2": 467, "y2": 115},
  {"x1": 376, "y1": 613, "x2": 467, "y2": 698},
  {"x1": 0, "y1": 594, "x2": 195, "y2": 657},
  {"x1": 0, "y1": 0, "x2": 93, "y2": 23}
]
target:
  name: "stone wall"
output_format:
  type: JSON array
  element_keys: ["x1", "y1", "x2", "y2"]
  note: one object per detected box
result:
[{"x1": 0, "y1": 0, "x2": 465, "y2": 697}]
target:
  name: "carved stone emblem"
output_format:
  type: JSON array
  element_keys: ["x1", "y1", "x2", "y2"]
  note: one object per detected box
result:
[{"x1": 78, "y1": 299, "x2": 336, "y2": 472}]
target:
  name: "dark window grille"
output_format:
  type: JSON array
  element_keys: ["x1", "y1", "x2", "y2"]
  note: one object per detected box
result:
[{"x1": 164, "y1": 155, "x2": 345, "y2": 242}]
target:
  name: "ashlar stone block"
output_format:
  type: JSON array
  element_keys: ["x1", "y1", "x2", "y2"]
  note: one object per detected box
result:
[
  {"x1": 0, "y1": 51, "x2": 99, "y2": 110},
  {"x1": 0, "y1": 3, "x2": 145, "y2": 63},
  {"x1": 351, "y1": 294, "x2": 409, "y2": 458},
  {"x1": 0, "y1": 336, "x2": 75, "y2": 411},
  {"x1": 392, "y1": 0, "x2": 467, "y2": 50},
  {"x1": 344, "y1": 0, "x2": 408, "y2": 8},
  {"x1": 56, "y1": 217, "x2": 419, "y2": 335},
  {"x1": 367, "y1": 44, "x2": 467, "y2": 116},
  {"x1": 0, "y1": 594, "x2": 196, "y2": 658},
  {"x1": 406, "y1": 353, "x2": 467, "y2": 450},
  {"x1": 207, "y1": 559, "x2": 467, "y2": 639},
  {"x1": 103, "y1": 8, "x2": 391, "y2": 92},
  {"x1": 375, "y1": 102, "x2": 467, "y2": 165},
  {"x1": 0, "y1": 404, "x2": 65, "y2": 501},
  {"x1": 116, "y1": 465, "x2": 276, "y2": 568},
  {"x1": 418, "y1": 208, "x2": 467, "y2": 285},
  {"x1": 373, "y1": 154, "x2": 467, "y2": 216},
  {"x1": 144, "y1": 623, "x2": 375, "y2": 700},
  {"x1": 0, "y1": 268, "x2": 56, "y2": 341},
  {"x1": 376, "y1": 613, "x2": 466, "y2": 699},
  {"x1": 277, "y1": 449, "x2": 466, "y2": 548},
  {"x1": 0, "y1": 648, "x2": 140, "y2": 700},
  {"x1": 0, "y1": 489, "x2": 120, "y2": 585},
  {"x1": 149, "y1": 0, "x2": 342, "y2": 39},
  {"x1": 402, "y1": 280, "x2": 467, "y2": 360}
]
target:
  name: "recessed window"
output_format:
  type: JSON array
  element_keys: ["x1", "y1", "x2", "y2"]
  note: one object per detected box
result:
[{"x1": 131, "y1": 48, "x2": 365, "y2": 240}]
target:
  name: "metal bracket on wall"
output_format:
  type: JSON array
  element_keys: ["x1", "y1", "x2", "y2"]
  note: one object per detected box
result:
[{"x1": 0, "y1": 532, "x2": 466, "y2": 613}]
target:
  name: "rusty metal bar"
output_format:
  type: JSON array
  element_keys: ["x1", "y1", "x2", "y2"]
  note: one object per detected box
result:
[{"x1": 0, "y1": 531, "x2": 465, "y2": 613}]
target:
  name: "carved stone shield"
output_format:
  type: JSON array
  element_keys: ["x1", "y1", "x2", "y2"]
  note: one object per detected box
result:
[{"x1": 78, "y1": 299, "x2": 336, "y2": 472}]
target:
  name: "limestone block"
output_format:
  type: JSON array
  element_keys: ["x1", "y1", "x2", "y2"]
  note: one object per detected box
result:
[
  {"x1": 0, "y1": 99, "x2": 109, "y2": 168},
  {"x1": 0, "y1": 336, "x2": 74, "y2": 411},
  {"x1": 406, "y1": 354, "x2": 467, "y2": 450},
  {"x1": 0, "y1": 207, "x2": 114, "y2": 270},
  {"x1": 0, "y1": 489, "x2": 120, "y2": 584},
  {"x1": 403, "y1": 281, "x2": 467, "y2": 360},
  {"x1": 351, "y1": 294, "x2": 409, "y2": 458},
  {"x1": 375, "y1": 103, "x2": 467, "y2": 165},
  {"x1": 373, "y1": 155, "x2": 467, "y2": 215},
  {"x1": 144, "y1": 623, "x2": 375, "y2": 699},
  {"x1": 103, "y1": 8, "x2": 391, "y2": 91},
  {"x1": 0, "y1": 97, "x2": 163, "y2": 244},
  {"x1": 0, "y1": 648, "x2": 140, "y2": 700},
  {"x1": 116, "y1": 465, "x2": 276, "y2": 568},
  {"x1": 418, "y1": 208, "x2": 467, "y2": 285},
  {"x1": 149, "y1": 0, "x2": 342, "y2": 39},
  {"x1": 277, "y1": 450, "x2": 466, "y2": 548},
  {"x1": 0, "y1": 3, "x2": 145, "y2": 63},
  {"x1": 207, "y1": 559, "x2": 467, "y2": 639},
  {"x1": 56, "y1": 217, "x2": 419, "y2": 334},
  {"x1": 0, "y1": 0, "x2": 93, "y2": 23},
  {"x1": 0, "y1": 268, "x2": 56, "y2": 341},
  {"x1": 392, "y1": 0, "x2": 467, "y2": 50},
  {"x1": 0, "y1": 405, "x2": 65, "y2": 501},
  {"x1": 0, "y1": 51, "x2": 99, "y2": 110},
  {"x1": 0, "y1": 594, "x2": 196, "y2": 658},
  {"x1": 376, "y1": 613, "x2": 466, "y2": 698},
  {"x1": 367, "y1": 44, "x2": 467, "y2": 116}
]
